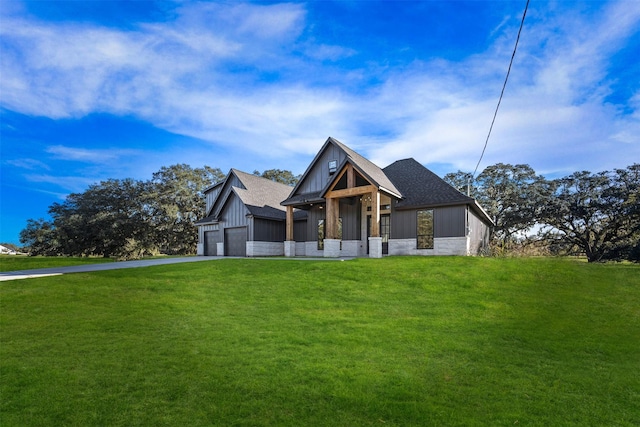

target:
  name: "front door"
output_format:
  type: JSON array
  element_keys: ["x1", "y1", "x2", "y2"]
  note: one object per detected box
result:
[{"x1": 367, "y1": 214, "x2": 390, "y2": 255}]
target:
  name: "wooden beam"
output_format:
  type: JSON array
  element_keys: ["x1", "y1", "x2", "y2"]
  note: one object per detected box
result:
[
  {"x1": 325, "y1": 197, "x2": 340, "y2": 240},
  {"x1": 286, "y1": 205, "x2": 294, "y2": 241},
  {"x1": 370, "y1": 190, "x2": 380, "y2": 237},
  {"x1": 325, "y1": 184, "x2": 377, "y2": 200},
  {"x1": 346, "y1": 164, "x2": 355, "y2": 188}
]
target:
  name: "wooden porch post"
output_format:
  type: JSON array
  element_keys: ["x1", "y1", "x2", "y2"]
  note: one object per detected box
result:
[
  {"x1": 370, "y1": 190, "x2": 380, "y2": 237},
  {"x1": 286, "y1": 205, "x2": 294, "y2": 241},
  {"x1": 325, "y1": 197, "x2": 340, "y2": 239}
]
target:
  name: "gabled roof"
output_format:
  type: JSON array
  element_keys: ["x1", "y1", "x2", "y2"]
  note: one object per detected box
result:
[
  {"x1": 196, "y1": 169, "x2": 296, "y2": 224},
  {"x1": 282, "y1": 137, "x2": 402, "y2": 206},
  {"x1": 231, "y1": 170, "x2": 294, "y2": 219},
  {"x1": 383, "y1": 158, "x2": 493, "y2": 224},
  {"x1": 329, "y1": 138, "x2": 402, "y2": 198}
]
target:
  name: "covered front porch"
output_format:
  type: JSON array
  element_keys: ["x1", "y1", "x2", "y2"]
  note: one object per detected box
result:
[{"x1": 284, "y1": 164, "x2": 393, "y2": 258}]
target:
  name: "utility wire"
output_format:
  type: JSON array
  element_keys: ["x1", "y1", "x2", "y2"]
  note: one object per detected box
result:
[{"x1": 472, "y1": 0, "x2": 530, "y2": 179}]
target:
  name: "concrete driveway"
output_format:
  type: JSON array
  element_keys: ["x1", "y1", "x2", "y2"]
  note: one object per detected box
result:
[{"x1": 0, "y1": 256, "x2": 224, "y2": 282}]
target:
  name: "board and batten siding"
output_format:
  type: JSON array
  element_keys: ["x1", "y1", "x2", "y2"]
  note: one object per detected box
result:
[
  {"x1": 468, "y1": 209, "x2": 490, "y2": 254},
  {"x1": 391, "y1": 204, "x2": 468, "y2": 239},
  {"x1": 293, "y1": 219, "x2": 308, "y2": 242},
  {"x1": 253, "y1": 218, "x2": 286, "y2": 242},
  {"x1": 205, "y1": 185, "x2": 222, "y2": 213},
  {"x1": 296, "y1": 144, "x2": 348, "y2": 195},
  {"x1": 434, "y1": 206, "x2": 466, "y2": 237},
  {"x1": 218, "y1": 192, "x2": 250, "y2": 229},
  {"x1": 339, "y1": 198, "x2": 361, "y2": 240}
]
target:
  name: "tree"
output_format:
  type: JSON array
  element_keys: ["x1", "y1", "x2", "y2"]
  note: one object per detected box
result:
[
  {"x1": 19, "y1": 218, "x2": 60, "y2": 256},
  {"x1": 48, "y1": 178, "x2": 153, "y2": 258},
  {"x1": 253, "y1": 169, "x2": 299, "y2": 186},
  {"x1": 443, "y1": 171, "x2": 478, "y2": 198},
  {"x1": 149, "y1": 164, "x2": 224, "y2": 255},
  {"x1": 538, "y1": 164, "x2": 640, "y2": 262},
  {"x1": 474, "y1": 164, "x2": 551, "y2": 246}
]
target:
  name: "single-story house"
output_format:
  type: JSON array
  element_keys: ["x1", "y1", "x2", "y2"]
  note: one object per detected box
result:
[{"x1": 197, "y1": 137, "x2": 492, "y2": 258}]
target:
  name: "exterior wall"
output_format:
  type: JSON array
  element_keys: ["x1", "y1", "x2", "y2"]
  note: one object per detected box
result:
[
  {"x1": 339, "y1": 198, "x2": 361, "y2": 240},
  {"x1": 294, "y1": 219, "x2": 307, "y2": 242},
  {"x1": 205, "y1": 184, "x2": 223, "y2": 213},
  {"x1": 246, "y1": 241, "x2": 284, "y2": 257},
  {"x1": 219, "y1": 193, "x2": 250, "y2": 229},
  {"x1": 295, "y1": 242, "x2": 307, "y2": 256},
  {"x1": 388, "y1": 237, "x2": 469, "y2": 256},
  {"x1": 468, "y1": 209, "x2": 491, "y2": 255},
  {"x1": 253, "y1": 218, "x2": 286, "y2": 242},
  {"x1": 435, "y1": 237, "x2": 469, "y2": 255},
  {"x1": 434, "y1": 206, "x2": 466, "y2": 237},
  {"x1": 305, "y1": 206, "x2": 325, "y2": 242},
  {"x1": 391, "y1": 205, "x2": 467, "y2": 240},
  {"x1": 340, "y1": 240, "x2": 362, "y2": 257},
  {"x1": 296, "y1": 144, "x2": 349, "y2": 196},
  {"x1": 389, "y1": 207, "x2": 417, "y2": 239},
  {"x1": 304, "y1": 241, "x2": 324, "y2": 257}
]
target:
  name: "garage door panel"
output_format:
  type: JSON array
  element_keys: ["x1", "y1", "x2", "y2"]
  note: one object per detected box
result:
[
  {"x1": 204, "y1": 231, "x2": 220, "y2": 256},
  {"x1": 224, "y1": 227, "x2": 247, "y2": 257}
]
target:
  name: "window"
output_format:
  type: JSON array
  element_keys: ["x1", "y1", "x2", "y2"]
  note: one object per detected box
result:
[
  {"x1": 328, "y1": 160, "x2": 337, "y2": 174},
  {"x1": 318, "y1": 219, "x2": 324, "y2": 250},
  {"x1": 417, "y1": 210, "x2": 434, "y2": 249},
  {"x1": 318, "y1": 218, "x2": 342, "y2": 250}
]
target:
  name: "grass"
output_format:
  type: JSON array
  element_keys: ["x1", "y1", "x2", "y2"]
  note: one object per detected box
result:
[
  {"x1": 0, "y1": 255, "x2": 115, "y2": 272},
  {"x1": 1, "y1": 257, "x2": 639, "y2": 426}
]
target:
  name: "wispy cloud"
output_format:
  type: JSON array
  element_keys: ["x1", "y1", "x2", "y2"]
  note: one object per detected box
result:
[
  {"x1": 45, "y1": 145, "x2": 141, "y2": 164},
  {"x1": 0, "y1": 1, "x2": 638, "y2": 176},
  {"x1": 5, "y1": 158, "x2": 50, "y2": 171},
  {"x1": 23, "y1": 174, "x2": 98, "y2": 194}
]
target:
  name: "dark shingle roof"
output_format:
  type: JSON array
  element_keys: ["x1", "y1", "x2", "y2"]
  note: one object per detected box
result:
[
  {"x1": 383, "y1": 158, "x2": 473, "y2": 208},
  {"x1": 232, "y1": 169, "x2": 295, "y2": 220}
]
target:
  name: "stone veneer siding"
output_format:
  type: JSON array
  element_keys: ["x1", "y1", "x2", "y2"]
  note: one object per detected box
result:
[
  {"x1": 246, "y1": 241, "x2": 284, "y2": 257},
  {"x1": 388, "y1": 237, "x2": 469, "y2": 256}
]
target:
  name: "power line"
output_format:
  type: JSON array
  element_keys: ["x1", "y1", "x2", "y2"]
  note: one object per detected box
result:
[{"x1": 472, "y1": 0, "x2": 530, "y2": 179}]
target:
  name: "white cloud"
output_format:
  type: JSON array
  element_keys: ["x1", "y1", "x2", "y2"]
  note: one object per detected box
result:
[
  {"x1": 45, "y1": 145, "x2": 141, "y2": 164},
  {"x1": 0, "y1": 1, "x2": 638, "y2": 177},
  {"x1": 23, "y1": 174, "x2": 98, "y2": 194}
]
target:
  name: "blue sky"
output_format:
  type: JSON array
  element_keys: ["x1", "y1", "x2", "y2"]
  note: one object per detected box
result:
[{"x1": 1, "y1": 0, "x2": 639, "y2": 245}]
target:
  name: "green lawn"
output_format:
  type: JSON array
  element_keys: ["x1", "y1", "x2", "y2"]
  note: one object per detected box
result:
[
  {"x1": 0, "y1": 255, "x2": 115, "y2": 272},
  {"x1": 1, "y1": 257, "x2": 638, "y2": 426}
]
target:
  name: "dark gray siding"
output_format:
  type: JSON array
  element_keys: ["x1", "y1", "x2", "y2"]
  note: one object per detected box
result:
[
  {"x1": 306, "y1": 206, "x2": 325, "y2": 241},
  {"x1": 434, "y1": 206, "x2": 466, "y2": 238},
  {"x1": 294, "y1": 219, "x2": 307, "y2": 242},
  {"x1": 390, "y1": 204, "x2": 467, "y2": 239},
  {"x1": 213, "y1": 175, "x2": 244, "y2": 218},
  {"x1": 297, "y1": 145, "x2": 347, "y2": 195},
  {"x1": 390, "y1": 204, "x2": 417, "y2": 239},
  {"x1": 339, "y1": 198, "x2": 361, "y2": 240},
  {"x1": 219, "y1": 192, "x2": 249, "y2": 229},
  {"x1": 253, "y1": 218, "x2": 286, "y2": 242}
]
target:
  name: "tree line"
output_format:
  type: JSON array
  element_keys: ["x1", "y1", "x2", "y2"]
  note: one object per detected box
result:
[
  {"x1": 445, "y1": 163, "x2": 640, "y2": 262},
  {"x1": 19, "y1": 166, "x2": 298, "y2": 259},
  {"x1": 18, "y1": 163, "x2": 639, "y2": 262}
]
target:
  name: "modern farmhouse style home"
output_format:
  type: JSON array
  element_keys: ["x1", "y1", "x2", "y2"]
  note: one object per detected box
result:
[{"x1": 197, "y1": 138, "x2": 492, "y2": 258}]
